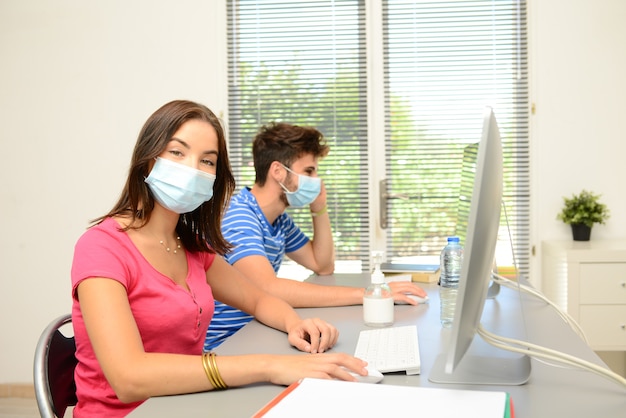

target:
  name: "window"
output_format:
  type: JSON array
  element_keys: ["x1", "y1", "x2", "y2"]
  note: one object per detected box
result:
[
  {"x1": 381, "y1": 1, "x2": 529, "y2": 275},
  {"x1": 227, "y1": 0, "x2": 529, "y2": 277}
]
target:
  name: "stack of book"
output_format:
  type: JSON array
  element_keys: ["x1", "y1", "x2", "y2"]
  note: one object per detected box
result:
[{"x1": 380, "y1": 262, "x2": 440, "y2": 283}]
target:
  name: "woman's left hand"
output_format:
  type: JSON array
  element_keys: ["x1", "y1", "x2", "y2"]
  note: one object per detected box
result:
[{"x1": 287, "y1": 317, "x2": 339, "y2": 354}]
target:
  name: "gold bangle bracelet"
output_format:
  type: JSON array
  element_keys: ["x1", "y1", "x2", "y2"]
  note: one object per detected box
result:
[
  {"x1": 202, "y1": 352, "x2": 228, "y2": 390},
  {"x1": 201, "y1": 352, "x2": 220, "y2": 389},
  {"x1": 311, "y1": 205, "x2": 328, "y2": 217},
  {"x1": 207, "y1": 352, "x2": 228, "y2": 389}
]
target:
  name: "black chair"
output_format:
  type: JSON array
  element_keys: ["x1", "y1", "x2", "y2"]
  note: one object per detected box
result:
[{"x1": 33, "y1": 314, "x2": 78, "y2": 418}]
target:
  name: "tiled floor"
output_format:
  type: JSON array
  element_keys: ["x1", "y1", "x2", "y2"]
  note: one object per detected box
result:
[
  {"x1": 0, "y1": 397, "x2": 75, "y2": 418},
  {"x1": 0, "y1": 397, "x2": 39, "y2": 418}
]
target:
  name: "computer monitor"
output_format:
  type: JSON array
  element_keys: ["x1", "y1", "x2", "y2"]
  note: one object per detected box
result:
[
  {"x1": 456, "y1": 141, "x2": 501, "y2": 299},
  {"x1": 428, "y1": 107, "x2": 531, "y2": 385}
]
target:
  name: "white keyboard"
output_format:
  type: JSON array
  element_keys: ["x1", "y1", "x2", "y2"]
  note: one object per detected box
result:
[{"x1": 354, "y1": 325, "x2": 421, "y2": 375}]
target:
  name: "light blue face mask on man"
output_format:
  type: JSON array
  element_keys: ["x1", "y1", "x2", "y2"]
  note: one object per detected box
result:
[
  {"x1": 279, "y1": 164, "x2": 321, "y2": 208},
  {"x1": 145, "y1": 157, "x2": 216, "y2": 214}
]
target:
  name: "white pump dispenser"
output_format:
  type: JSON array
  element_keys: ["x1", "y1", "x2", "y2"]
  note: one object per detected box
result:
[{"x1": 363, "y1": 251, "x2": 394, "y2": 327}]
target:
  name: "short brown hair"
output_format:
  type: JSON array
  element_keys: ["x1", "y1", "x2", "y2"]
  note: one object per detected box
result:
[{"x1": 252, "y1": 122, "x2": 329, "y2": 185}]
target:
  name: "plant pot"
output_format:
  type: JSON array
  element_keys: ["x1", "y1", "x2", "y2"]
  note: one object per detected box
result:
[{"x1": 571, "y1": 223, "x2": 592, "y2": 241}]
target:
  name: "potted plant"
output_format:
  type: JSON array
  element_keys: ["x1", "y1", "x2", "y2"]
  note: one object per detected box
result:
[{"x1": 556, "y1": 189, "x2": 610, "y2": 241}]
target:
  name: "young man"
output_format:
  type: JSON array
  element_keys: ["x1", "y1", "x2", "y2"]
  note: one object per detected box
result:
[{"x1": 204, "y1": 122, "x2": 427, "y2": 351}]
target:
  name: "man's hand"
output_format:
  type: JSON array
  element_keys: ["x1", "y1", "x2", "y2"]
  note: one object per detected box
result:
[
  {"x1": 309, "y1": 180, "x2": 328, "y2": 214},
  {"x1": 387, "y1": 281, "x2": 429, "y2": 305},
  {"x1": 287, "y1": 317, "x2": 339, "y2": 354}
]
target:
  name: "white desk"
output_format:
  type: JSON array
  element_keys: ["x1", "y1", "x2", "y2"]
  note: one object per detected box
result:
[{"x1": 129, "y1": 274, "x2": 626, "y2": 417}]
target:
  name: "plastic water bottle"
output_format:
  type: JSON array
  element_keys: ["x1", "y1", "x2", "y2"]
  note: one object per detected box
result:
[
  {"x1": 363, "y1": 251, "x2": 394, "y2": 327},
  {"x1": 440, "y1": 236, "x2": 463, "y2": 328}
]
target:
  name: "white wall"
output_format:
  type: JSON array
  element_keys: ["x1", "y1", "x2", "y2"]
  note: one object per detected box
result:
[
  {"x1": 0, "y1": 0, "x2": 227, "y2": 384},
  {"x1": 1, "y1": 0, "x2": 625, "y2": 384},
  {"x1": 529, "y1": 0, "x2": 626, "y2": 286}
]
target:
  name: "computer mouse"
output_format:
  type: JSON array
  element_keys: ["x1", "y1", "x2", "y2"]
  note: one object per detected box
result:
[
  {"x1": 395, "y1": 293, "x2": 430, "y2": 305},
  {"x1": 344, "y1": 366, "x2": 384, "y2": 384},
  {"x1": 408, "y1": 294, "x2": 429, "y2": 304}
]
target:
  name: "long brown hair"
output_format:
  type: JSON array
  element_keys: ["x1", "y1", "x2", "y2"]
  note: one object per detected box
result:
[{"x1": 92, "y1": 100, "x2": 235, "y2": 255}]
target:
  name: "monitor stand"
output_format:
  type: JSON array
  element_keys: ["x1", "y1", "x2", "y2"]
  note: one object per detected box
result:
[
  {"x1": 428, "y1": 333, "x2": 531, "y2": 385},
  {"x1": 487, "y1": 280, "x2": 500, "y2": 299}
]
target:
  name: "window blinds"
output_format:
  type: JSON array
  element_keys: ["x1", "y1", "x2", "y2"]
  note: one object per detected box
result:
[
  {"x1": 382, "y1": 0, "x2": 529, "y2": 277},
  {"x1": 227, "y1": 0, "x2": 529, "y2": 277},
  {"x1": 227, "y1": 1, "x2": 371, "y2": 269}
]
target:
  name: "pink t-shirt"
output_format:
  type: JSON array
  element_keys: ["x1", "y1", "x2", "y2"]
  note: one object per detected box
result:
[{"x1": 71, "y1": 217, "x2": 215, "y2": 417}]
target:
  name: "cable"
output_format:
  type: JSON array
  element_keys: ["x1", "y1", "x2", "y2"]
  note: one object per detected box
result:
[
  {"x1": 491, "y1": 273, "x2": 589, "y2": 344},
  {"x1": 477, "y1": 324, "x2": 626, "y2": 390},
  {"x1": 498, "y1": 200, "x2": 587, "y2": 341},
  {"x1": 494, "y1": 202, "x2": 619, "y2": 388},
  {"x1": 498, "y1": 200, "x2": 531, "y2": 339}
]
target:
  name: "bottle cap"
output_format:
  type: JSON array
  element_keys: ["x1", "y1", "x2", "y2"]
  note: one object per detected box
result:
[
  {"x1": 371, "y1": 268, "x2": 385, "y2": 284},
  {"x1": 370, "y1": 250, "x2": 385, "y2": 284}
]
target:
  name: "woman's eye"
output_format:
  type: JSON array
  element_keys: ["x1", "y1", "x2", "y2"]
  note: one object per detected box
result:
[
  {"x1": 202, "y1": 159, "x2": 215, "y2": 167},
  {"x1": 168, "y1": 150, "x2": 183, "y2": 157}
]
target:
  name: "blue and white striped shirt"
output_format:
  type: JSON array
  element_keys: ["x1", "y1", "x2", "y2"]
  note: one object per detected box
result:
[{"x1": 204, "y1": 187, "x2": 309, "y2": 351}]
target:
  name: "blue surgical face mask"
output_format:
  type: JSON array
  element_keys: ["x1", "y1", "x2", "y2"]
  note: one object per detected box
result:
[
  {"x1": 279, "y1": 164, "x2": 321, "y2": 208},
  {"x1": 145, "y1": 157, "x2": 216, "y2": 214}
]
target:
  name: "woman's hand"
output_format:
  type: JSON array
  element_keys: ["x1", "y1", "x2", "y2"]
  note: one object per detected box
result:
[
  {"x1": 286, "y1": 317, "x2": 339, "y2": 354},
  {"x1": 262, "y1": 353, "x2": 368, "y2": 386}
]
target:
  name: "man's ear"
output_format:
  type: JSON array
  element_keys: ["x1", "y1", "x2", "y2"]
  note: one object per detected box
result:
[{"x1": 269, "y1": 161, "x2": 286, "y2": 183}]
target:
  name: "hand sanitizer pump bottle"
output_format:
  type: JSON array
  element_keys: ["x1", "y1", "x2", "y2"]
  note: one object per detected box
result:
[{"x1": 363, "y1": 251, "x2": 394, "y2": 327}]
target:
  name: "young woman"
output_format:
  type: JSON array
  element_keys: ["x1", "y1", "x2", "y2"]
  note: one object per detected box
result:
[{"x1": 71, "y1": 100, "x2": 366, "y2": 417}]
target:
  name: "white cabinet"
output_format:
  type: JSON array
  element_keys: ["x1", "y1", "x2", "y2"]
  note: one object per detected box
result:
[{"x1": 542, "y1": 240, "x2": 626, "y2": 351}]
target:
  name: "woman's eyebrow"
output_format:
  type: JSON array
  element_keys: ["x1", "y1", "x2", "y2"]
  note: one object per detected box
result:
[
  {"x1": 170, "y1": 137, "x2": 190, "y2": 149},
  {"x1": 170, "y1": 138, "x2": 217, "y2": 156}
]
